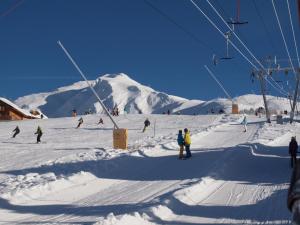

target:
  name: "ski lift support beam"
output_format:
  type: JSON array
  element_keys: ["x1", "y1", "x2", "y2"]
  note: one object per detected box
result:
[{"x1": 57, "y1": 40, "x2": 119, "y2": 129}]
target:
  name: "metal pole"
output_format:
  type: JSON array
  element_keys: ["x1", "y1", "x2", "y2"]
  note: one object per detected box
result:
[
  {"x1": 153, "y1": 119, "x2": 156, "y2": 138},
  {"x1": 290, "y1": 73, "x2": 300, "y2": 123},
  {"x1": 258, "y1": 72, "x2": 271, "y2": 123},
  {"x1": 204, "y1": 65, "x2": 232, "y2": 101},
  {"x1": 57, "y1": 40, "x2": 119, "y2": 129}
]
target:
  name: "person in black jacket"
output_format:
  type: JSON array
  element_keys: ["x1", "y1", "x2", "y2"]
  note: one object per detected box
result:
[
  {"x1": 142, "y1": 118, "x2": 150, "y2": 133},
  {"x1": 76, "y1": 117, "x2": 83, "y2": 129},
  {"x1": 12, "y1": 126, "x2": 20, "y2": 138},
  {"x1": 289, "y1": 136, "x2": 298, "y2": 168}
]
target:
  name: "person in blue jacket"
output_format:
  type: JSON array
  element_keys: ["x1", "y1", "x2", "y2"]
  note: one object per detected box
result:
[{"x1": 177, "y1": 130, "x2": 184, "y2": 159}]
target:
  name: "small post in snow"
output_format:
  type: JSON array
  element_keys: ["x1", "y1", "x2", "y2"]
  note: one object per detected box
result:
[{"x1": 153, "y1": 119, "x2": 156, "y2": 138}]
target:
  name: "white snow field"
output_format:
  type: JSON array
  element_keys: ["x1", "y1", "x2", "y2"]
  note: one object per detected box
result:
[{"x1": 0, "y1": 113, "x2": 296, "y2": 224}]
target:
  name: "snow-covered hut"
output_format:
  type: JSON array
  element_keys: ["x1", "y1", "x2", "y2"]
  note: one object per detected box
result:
[{"x1": 0, "y1": 97, "x2": 41, "y2": 120}]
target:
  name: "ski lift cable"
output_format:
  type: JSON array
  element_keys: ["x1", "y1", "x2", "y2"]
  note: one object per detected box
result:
[
  {"x1": 286, "y1": 0, "x2": 300, "y2": 67},
  {"x1": 252, "y1": 0, "x2": 277, "y2": 54},
  {"x1": 204, "y1": 65, "x2": 232, "y2": 101},
  {"x1": 189, "y1": 0, "x2": 258, "y2": 70},
  {"x1": 189, "y1": 0, "x2": 289, "y2": 97},
  {"x1": 271, "y1": 0, "x2": 297, "y2": 77},
  {"x1": 143, "y1": 0, "x2": 220, "y2": 55},
  {"x1": 0, "y1": 0, "x2": 25, "y2": 18},
  {"x1": 206, "y1": 0, "x2": 289, "y2": 96}
]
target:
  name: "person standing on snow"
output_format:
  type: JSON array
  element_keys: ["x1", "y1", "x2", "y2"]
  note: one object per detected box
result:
[
  {"x1": 184, "y1": 128, "x2": 192, "y2": 158},
  {"x1": 289, "y1": 136, "x2": 298, "y2": 168},
  {"x1": 76, "y1": 117, "x2": 83, "y2": 129},
  {"x1": 177, "y1": 130, "x2": 184, "y2": 159},
  {"x1": 142, "y1": 118, "x2": 150, "y2": 132},
  {"x1": 35, "y1": 126, "x2": 43, "y2": 143},
  {"x1": 12, "y1": 126, "x2": 20, "y2": 138},
  {"x1": 241, "y1": 114, "x2": 247, "y2": 132}
]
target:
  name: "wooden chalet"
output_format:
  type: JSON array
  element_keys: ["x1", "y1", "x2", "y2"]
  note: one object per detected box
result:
[{"x1": 0, "y1": 97, "x2": 39, "y2": 121}]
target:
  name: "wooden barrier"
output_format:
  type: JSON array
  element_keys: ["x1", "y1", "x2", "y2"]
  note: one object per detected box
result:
[{"x1": 113, "y1": 129, "x2": 128, "y2": 150}]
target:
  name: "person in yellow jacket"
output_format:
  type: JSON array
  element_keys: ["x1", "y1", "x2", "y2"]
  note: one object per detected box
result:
[{"x1": 184, "y1": 128, "x2": 192, "y2": 158}]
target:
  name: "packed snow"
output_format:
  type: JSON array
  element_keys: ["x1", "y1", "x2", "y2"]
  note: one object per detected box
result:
[
  {"x1": 0, "y1": 112, "x2": 296, "y2": 224},
  {"x1": 15, "y1": 73, "x2": 292, "y2": 117}
]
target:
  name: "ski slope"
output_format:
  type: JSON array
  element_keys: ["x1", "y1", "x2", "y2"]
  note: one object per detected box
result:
[{"x1": 0, "y1": 114, "x2": 295, "y2": 224}]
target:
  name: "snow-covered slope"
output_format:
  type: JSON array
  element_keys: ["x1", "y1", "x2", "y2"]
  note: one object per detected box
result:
[
  {"x1": 15, "y1": 73, "x2": 292, "y2": 118},
  {"x1": 0, "y1": 114, "x2": 294, "y2": 224}
]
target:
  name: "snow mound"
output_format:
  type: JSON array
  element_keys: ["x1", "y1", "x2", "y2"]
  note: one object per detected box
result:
[{"x1": 94, "y1": 212, "x2": 156, "y2": 225}]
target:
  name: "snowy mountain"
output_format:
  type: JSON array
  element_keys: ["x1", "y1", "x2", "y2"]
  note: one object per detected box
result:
[
  {"x1": 15, "y1": 73, "x2": 291, "y2": 118},
  {"x1": 15, "y1": 73, "x2": 188, "y2": 118}
]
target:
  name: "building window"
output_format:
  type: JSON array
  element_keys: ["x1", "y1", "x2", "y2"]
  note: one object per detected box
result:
[{"x1": 0, "y1": 106, "x2": 5, "y2": 111}]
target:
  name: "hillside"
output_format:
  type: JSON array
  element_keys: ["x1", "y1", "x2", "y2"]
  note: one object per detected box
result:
[{"x1": 15, "y1": 73, "x2": 292, "y2": 118}]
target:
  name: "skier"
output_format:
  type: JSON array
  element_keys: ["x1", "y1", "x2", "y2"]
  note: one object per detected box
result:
[
  {"x1": 12, "y1": 126, "x2": 20, "y2": 138},
  {"x1": 289, "y1": 136, "x2": 298, "y2": 168},
  {"x1": 35, "y1": 126, "x2": 43, "y2": 143},
  {"x1": 98, "y1": 117, "x2": 104, "y2": 125},
  {"x1": 76, "y1": 117, "x2": 83, "y2": 129},
  {"x1": 241, "y1": 114, "x2": 247, "y2": 132},
  {"x1": 184, "y1": 128, "x2": 192, "y2": 158},
  {"x1": 142, "y1": 118, "x2": 150, "y2": 132},
  {"x1": 177, "y1": 130, "x2": 184, "y2": 159}
]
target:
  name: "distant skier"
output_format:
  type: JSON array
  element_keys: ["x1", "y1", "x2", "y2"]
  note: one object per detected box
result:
[
  {"x1": 241, "y1": 114, "x2": 247, "y2": 132},
  {"x1": 76, "y1": 117, "x2": 83, "y2": 129},
  {"x1": 289, "y1": 136, "x2": 298, "y2": 168},
  {"x1": 35, "y1": 126, "x2": 43, "y2": 143},
  {"x1": 98, "y1": 117, "x2": 104, "y2": 125},
  {"x1": 177, "y1": 130, "x2": 184, "y2": 159},
  {"x1": 184, "y1": 128, "x2": 192, "y2": 158},
  {"x1": 12, "y1": 126, "x2": 20, "y2": 138},
  {"x1": 142, "y1": 118, "x2": 150, "y2": 132}
]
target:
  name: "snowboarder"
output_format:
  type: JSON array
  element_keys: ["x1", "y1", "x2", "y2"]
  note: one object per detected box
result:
[
  {"x1": 241, "y1": 114, "x2": 247, "y2": 132},
  {"x1": 98, "y1": 117, "x2": 104, "y2": 125},
  {"x1": 184, "y1": 128, "x2": 192, "y2": 158},
  {"x1": 289, "y1": 136, "x2": 298, "y2": 168},
  {"x1": 35, "y1": 126, "x2": 43, "y2": 143},
  {"x1": 12, "y1": 126, "x2": 20, "y2": 138},
  {"x1": 177, "y1": 130, "x2": 184, "y2": 159},
  {"x1": 76, "y1": 117, "x2": 83, "y2": 129},
  {"x1": 142, "y1": 118, "x2": 150, "y2": 132}
]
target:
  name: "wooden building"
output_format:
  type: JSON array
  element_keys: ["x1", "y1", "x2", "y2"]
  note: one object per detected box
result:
[{"x1": 0, "y1": 97, "x2": 38, "y2": 121}]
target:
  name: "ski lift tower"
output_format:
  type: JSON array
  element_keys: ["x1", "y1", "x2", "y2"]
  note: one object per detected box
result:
[{"x1": 251, "y1": 56, "x2": 300, "y2": 123}]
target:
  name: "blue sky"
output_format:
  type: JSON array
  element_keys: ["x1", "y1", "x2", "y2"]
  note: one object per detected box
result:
[{"x1": 0, "y1": 0, "x2": 299, "y2": 101}]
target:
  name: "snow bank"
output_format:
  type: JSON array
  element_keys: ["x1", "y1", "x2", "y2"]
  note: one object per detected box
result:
[{"x1": 94, "y1": 212, "x2": 156, "y2": 225}]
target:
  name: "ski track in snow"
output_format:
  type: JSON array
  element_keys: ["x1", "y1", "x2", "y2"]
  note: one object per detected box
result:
[{"x1": 0, "y1": 114, "x2": 294, "y2": 224}]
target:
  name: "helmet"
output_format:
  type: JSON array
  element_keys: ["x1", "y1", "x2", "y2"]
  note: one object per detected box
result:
[{"x1": 184, "y1": 128, "x2": 188, "y2": 132}]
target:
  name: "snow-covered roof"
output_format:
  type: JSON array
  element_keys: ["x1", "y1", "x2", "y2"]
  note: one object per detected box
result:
[{"x1": 0, "y1": 97, "x2": 42, "y2": 119}]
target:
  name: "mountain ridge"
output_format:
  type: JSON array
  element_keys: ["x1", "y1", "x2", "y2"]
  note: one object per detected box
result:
[{"x1": 14, "y1": 73, "x2": 291, "y2": 118}]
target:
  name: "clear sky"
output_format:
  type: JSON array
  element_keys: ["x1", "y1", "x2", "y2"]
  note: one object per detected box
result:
[{"x1": 0, "y1": 0, "x2": 299, "y2": 101}]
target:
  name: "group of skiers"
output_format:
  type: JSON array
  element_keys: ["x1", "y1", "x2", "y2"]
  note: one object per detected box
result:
[
  {"x1": 12, "y1": 125, "x2": 43, "y2": 143},
  {"x1": 76, "y1": 116, "x2": 104, "y2": 128},
  {"x1": 177, "y1": 128, "x2": 192, "y2": 159}
]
